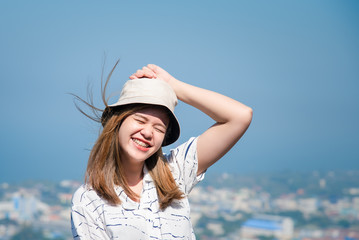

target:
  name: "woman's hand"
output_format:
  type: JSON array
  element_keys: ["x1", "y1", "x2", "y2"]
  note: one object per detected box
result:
[
  {"x1": 129, "y1": 65, "x2": 156, "y2": 79},
  {"x1": 129, "y1": 64, "x2": 176, "y2": 85}
]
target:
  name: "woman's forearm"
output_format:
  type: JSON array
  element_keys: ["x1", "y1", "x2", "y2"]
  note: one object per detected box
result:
[
  {"x1": 170, "y1": 78, "x2": 252, "y2": 125},
  {"x1": 170, "y1": 77, "x2": 253, "y2": 174}
]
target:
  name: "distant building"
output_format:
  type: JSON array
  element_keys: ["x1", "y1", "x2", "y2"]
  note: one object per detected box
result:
[
  {"x1": 298, "y1": 198, "x2": 319, "y2": 215},
  {"x1": 239, "y1": 214, "x2": 294, "y2": 240}
]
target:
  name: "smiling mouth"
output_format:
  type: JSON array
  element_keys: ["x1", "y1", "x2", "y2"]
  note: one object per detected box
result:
[{"x1": 132, "y1": 138, "x2": 150, "y2": 148}]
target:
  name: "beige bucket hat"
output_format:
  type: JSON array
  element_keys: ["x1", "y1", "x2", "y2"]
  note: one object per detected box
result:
[{"x1": 101, "y1": 78, "x2": 180, "y2": 146}]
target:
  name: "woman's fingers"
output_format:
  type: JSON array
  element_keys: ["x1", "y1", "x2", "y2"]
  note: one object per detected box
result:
[
  {"x1": 146, "y1": 64, "x2": 174, "y2": 83},
  {"x1": 146, "y1": 64, "x2": 159, "y2": 73},
  {"x1": 129, "y1": 66, "x2": 157, "y2": 79},
  {"x1": 142, "y1": 66, "x2": 156, "y2": 78},
  {"x1": 129, "y1": 70, "x2": 142, "y2": 79}
]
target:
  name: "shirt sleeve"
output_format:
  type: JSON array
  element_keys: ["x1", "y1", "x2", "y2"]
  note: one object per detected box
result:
[
  {"x1": 71, "y1": 186, "x2": 110, "y2": 240},
  {"x1": 166, "y1": 137, "x2": 205, "y2": 195}
]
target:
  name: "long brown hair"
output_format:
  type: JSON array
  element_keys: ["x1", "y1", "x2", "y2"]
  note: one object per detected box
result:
[{"x1": 73, "y1": 61, "x2": 183, "y2": 209}]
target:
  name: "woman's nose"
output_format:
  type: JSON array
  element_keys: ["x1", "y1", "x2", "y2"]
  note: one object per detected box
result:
[{"x1": 140, "y1": 125, "x2": 153, "y2": 139}]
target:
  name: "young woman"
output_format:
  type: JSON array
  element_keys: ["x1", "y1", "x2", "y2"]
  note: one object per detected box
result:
[{"x1": 71, "y1": 63, "x2": 253, "y2": 239}]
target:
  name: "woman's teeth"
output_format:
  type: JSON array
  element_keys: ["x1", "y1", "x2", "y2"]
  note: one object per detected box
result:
[{"x1": 133, "y1": 139, "x2": 149, "y2": 148}]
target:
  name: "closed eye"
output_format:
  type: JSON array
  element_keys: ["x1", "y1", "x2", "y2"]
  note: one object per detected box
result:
[
  {"x1": 154, "y1": 127, "x2": 166, "y2": 134},
  {"x1": 135, "y1": 118, "x2": 145, "y2": 124}
]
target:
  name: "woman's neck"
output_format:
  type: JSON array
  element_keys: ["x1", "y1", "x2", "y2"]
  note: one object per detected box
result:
[
  {"x1": 122, "y1": 162, "x2": 144, "y2": 202},
  {"x1": 123, "y1": 161, "x2": 144, "y2": 187}
]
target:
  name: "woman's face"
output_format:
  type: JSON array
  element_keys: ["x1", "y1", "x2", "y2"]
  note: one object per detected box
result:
[{"x1": 118, "y1": 107, "x2": 169, "y2": 166}]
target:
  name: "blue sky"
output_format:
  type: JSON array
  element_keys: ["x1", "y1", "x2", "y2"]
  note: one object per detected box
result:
[{"x1": 0, "y1": 1, "x2": 358, "y2": 182}]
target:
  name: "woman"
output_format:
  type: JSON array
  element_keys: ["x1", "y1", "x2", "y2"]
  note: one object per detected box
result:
[{"x1": 71, "y1": 63, "x2": 252, "y2": 239}]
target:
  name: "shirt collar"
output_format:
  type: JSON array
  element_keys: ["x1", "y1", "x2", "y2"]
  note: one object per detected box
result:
[{"x1": 117, "y1": 165, "x2": 159, "y2": 211}]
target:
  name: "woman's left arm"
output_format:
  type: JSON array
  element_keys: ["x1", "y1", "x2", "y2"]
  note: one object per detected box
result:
[{"x1": 130, "y1": 65, "x2": 253, "y2": 175}]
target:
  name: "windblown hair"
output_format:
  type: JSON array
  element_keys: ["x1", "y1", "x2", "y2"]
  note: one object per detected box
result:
[{"x1": 72, "y1": 60, "x2": 184, "y2": 210}]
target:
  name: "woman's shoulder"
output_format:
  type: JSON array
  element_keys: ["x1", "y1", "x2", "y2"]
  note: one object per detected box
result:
[
  {"x1": 165, "y1": 137, "x2": 198, "y2": 160},
  {"x1": 165, "y1": 137, "x2": 205, "y2": 194},
  {"x1": 72, "y1": 184, "x2": 103, "y2": 207}
]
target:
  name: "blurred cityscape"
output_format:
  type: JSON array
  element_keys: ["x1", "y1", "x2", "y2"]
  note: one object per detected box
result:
[{"x1": 0, "y1": 170, "x2": 358, "y2": 240}]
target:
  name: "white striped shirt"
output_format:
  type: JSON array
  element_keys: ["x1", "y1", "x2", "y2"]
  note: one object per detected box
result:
[{"x1": 71, "y1": 137, "x2": 204, "y2": 240}]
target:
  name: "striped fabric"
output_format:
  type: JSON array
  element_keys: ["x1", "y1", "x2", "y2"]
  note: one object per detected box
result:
[{"x1": 71, "y1": 137, "x2": 204, "y2": 240}]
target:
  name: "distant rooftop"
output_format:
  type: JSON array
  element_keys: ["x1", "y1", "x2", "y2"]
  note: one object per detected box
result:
[
  {"x1": 242, "y1": 219, "x2": 282, "y2": 230},
  {"x1": 242, "y1": 215, "x2": 288, "y2": 230}
]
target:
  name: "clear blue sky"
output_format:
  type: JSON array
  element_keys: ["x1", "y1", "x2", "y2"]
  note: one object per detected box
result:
[{"x1": 0, "y1": 1, "x2": 358, "y2": 183}]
